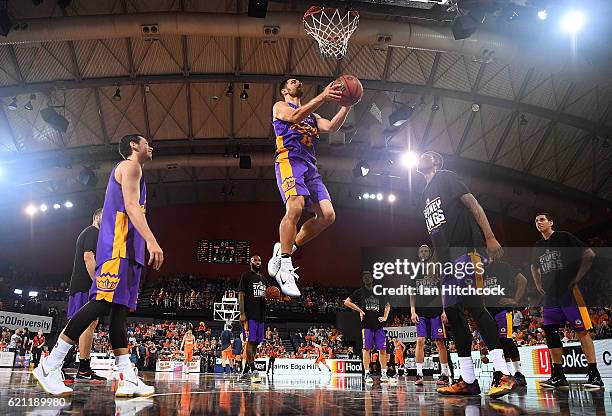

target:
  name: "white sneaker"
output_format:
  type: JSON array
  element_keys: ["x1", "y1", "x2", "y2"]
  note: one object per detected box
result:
[
  {"x1": 267, "y1": 242, "x2": 282, "y2": 277},
  {"x1": 380, "y1": 372, "x2": 389, "y2": 383},
  {"x1": 115, "y1": 377, "x2": 155, "y2": 397},
  {"x1": 365, "y1": 373, "x2": 374, "y2": 384},
  {"x1": 114, "y1": 398, "x2": 153, "y2": 416},
  {"x1": 387, "y1": 375, "x2": 398, "y2": 384},
  {"x1": 32, "y1": 357, "x2": 73, "y2": 396},
  {"x1": 250, "y1": 370, "x2": 262, "y2": 383},
  {"x1": 276, "y1": 268, "x2": 301, "y2": 297}
]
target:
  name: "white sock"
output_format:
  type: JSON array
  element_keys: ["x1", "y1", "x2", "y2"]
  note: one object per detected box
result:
[
  {"x1": 46, "y1": 338, "x2": 72, "y2": 369},
  {"x1": 465, "y1": 405, "x2": 479, "y2": 416},
  {"x1": 280, "y1": 256, "x2": 293, "y2": 272},
  {"x1": 382, "y1": 368, "x2": 387, "y2": 376},
  {"x1": 416, "y1": 363, "x2": 423, "y2": 376},
  {"x1": 507, "y1": 361, "x2": 515, "y2": 375},
  {"x1": 458, "y1": 357, "x2": 476, "y2": 384},
  {"x1": 441, "y1": 363, "x2": 451, "y2": 377},
  {"x1": 116, "y1": 354, "x2": 138, "y2": 383},
  {"x1": 512, "y1": 361, "x2": 522, "y2": 374},
  {"x1": 489, "y1": 349, "x2": 510, "y2": 375},
  {"x1": 292, "y1": 244, "x2": 298, "y2": 253}
]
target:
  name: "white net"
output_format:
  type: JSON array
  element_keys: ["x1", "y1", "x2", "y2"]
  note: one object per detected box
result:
[{"x1": 303, "y1": 7, "x2": 360, "y2": 60}]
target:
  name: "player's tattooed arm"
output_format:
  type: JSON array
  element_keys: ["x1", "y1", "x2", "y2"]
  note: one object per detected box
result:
[{"x1": 460, "y1": 193, "x2": 504, "y2": 260}]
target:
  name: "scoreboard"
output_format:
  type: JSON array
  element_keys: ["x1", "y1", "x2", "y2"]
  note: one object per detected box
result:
[{"x1": 196, "y1": 240, "x2": 250, "y2": 264}]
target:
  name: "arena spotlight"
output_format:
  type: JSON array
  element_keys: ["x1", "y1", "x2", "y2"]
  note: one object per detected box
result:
[
  {"x1": 240, "y1": 83, "x2": 249, "y2": 100},
  {"x1": 25, "y1": 204, "x2": 38, "y2": 216},
  {"x1": 388, "y1": 103, "x2": 415, "y2": 127},
  {"x1": 520, "y1": 114, "x2": 528, "y2": 125},
  {"x1": 353, "y1": 160, "x2": 370, "y2": 177},
  {"x1": 113, "y1": 87, "x2": 122, "y2": 101},
  {"x1": 248, "y1": 0, "x2": 268, "y2": 18},
  {"x1": 53, "y1": 203, "x2": 61, "y2": 209},
  {"x1": 401, "y1": 151, "x2": 419, "y2": 169},
  {"x1": 28, "y1": 291, "x2": 38, "y2": 297},
  {"x1": 362, "y1": 193, "x2": 370, "y2": 199},
  {"x1": 537, "y1": 9, "x2": 548, "y2": 20},
  {"x1": 388, "y1": 194, "x2": 396, "y2": 203},
  {"x1": 40, "y1": 204, "x2": 48, "y2": 212},
  {"x1": 369, "y1": 193, "x2": 376, "y2": 199},
  {"x1": 376, "y1": 193, "x2": 383, "y2": 201},
  {"x1": 225, "y1": 84, "x2": 234, "y2": 97},
  {"x1": 7, "y1": 97, "x2": 17, "y2": 111},
  {"x1": 14, "y1": 289, "x2": 22, "y2": 295},
  {"x1": 561, "y1": 10, "x2": 585, "y2": 33},
  {"x1": 24, "y1": 94, "x2": 36, "y2": 111},
  {"x1": 64, "y1": 201, "x2": 73, "y2": 208}
]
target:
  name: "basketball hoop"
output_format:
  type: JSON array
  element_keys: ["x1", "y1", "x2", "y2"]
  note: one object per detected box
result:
[{"x1": 303, "y1": 6, "x2": 360, "y2": 60}]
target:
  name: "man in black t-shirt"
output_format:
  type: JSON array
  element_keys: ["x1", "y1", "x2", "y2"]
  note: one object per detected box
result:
[
  {"x1": 484, "y1": 260, "x2": 528, "y2": 386},
  {"x1": 411, "y1": 244, "x2": 451, "y2": 386},
  {"x1": 344, "y1": 271, "x2": 395, "y2": 384},
  {"x1": 530, "y1": 212, "x2": 602, "y2": 389},
  {"x1": 63, "y1": 208, "x2": 105, "y2": 383},
  {"x1": 239, "y1": 255, "x2": 268, "y2": 383},
  {"x1": 417, "y1": 151, "x2": 516, "y2": 398}
]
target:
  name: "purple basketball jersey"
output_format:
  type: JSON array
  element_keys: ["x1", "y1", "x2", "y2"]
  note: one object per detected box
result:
[
  {"x1": 96, "y1": 162, "x2": 147, "y2": 266},
  {"x1": 272, "y1": 102, "x2": 319, "y2": 161}
]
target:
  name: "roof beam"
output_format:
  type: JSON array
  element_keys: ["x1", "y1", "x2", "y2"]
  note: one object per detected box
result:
[
  {"x1": 93, "y1": 87, "x2": 110, "y2": 145},
  {"x1": 456, "y1": 61, "x2": 487, "y2": 155},
  {"x1": 490, "y1": 67, "x2": 534, "y2": 163},
  {"x1": 525, "y1": 83, "x2": 576, "y2": 173},
  {"x1": 140, "y1": 84, "x2": 151, "y2": 139},
  {"x1": 120, "y1": 0, "x2": 136, "y2": 77},
  {"x1": 0, "y1": 73, "x2": 608, "y2": 137},
  {"x1": 0, "y1": 105, "x2": 22, "y2": 151},
  {"x1": 7, "y1": 46, "x2": 24, "y2": 85},
  {"x1": 60, "y1": 8, "x2": 81, "y2": 81}
]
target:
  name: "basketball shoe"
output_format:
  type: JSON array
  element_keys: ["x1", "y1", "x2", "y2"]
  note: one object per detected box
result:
[
  {"x1": 276, "y1": 268, "x2": 301, "y2": 297},
  {"x1": 32, "y1": 357, "x2": 73, "y2": 396}
]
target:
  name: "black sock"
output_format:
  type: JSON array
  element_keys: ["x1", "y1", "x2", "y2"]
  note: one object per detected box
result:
[
  {"x1": 243, "y1": 363, "x2": 250, "y2": 373},
  {"x1": 281, "y1": 253, "x2": 291, "y2": 258},
  {"x1": 553, "y1": 363, "x2": 565, "y2": 377},
  {"x1": 293, "y1": 242, "x2": 299, "y2": 250},
  {"x1": 588, "y1": 363, "x2": 599, "y2": 373},
  {"x1": 78, "y1": 358, "x2": 91, "y2": 372}
]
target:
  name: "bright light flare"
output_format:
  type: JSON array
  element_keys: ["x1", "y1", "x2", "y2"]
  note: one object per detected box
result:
[
  {"x1": 25, "y1": 204, "x2": 37, "y2": 216},
  {"x1": 401, "y1": 151, "x2": 419, "y2": 169},
  {"x1": 388, "y1": 194, "x2": 396, "y2": 203},
  {"x1": 64, "y1": 201, "x2": 73, "y2": 208},
  {"x1": 561, "y1": 10, "x2": 585, "y2": 33}
]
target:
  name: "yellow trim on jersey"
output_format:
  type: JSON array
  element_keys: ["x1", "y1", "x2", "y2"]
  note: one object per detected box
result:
[
  {"x1": 573, "y1": 287, "x2": 593, "y2": 330},
  {"x1": 468, "y1": 250, "x2": 484, "y2": 289},
  {"x1": 111, "y1": 211, "x2": 128, "y2": 259},
  {"x1": 95, "y1": 258, "x2": 121, "y2": 303},
  {"x1": 275, "y1": 135, "x2": 287, "y2": 154},
  {"x1": 277, "y1": 151, "x2": 298, "y2": 200},
  {"x1": 506, "y1": 312, "x2": 513, "y2": 339}
]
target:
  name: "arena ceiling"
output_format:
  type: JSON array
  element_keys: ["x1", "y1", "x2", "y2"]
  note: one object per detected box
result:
[{"x1": 0, "y1": 0, "x2": 610, "y2": 227}]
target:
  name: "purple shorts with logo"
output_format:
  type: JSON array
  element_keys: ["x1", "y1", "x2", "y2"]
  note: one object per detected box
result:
[
  {"x1": 543, "y1": 288, "x2": 592, "y2": 331},
  {"x1": 494, "y1": 310, "x2": 513, "y2": 339},
  {"x1": 441, "y1": 250, "x2": 487, "y2": 307},
  {"x1": 67, "y1": 291, "x2": 90, "y2": 320},
  {"x1": 89, "y1": 258, "x2": 142, "y2": 310},
  {"x1": 275, "y1": 154, "x2": 330, "y2": 206},
  {"x1": 363, "y1": 328, "x2": 386, "y2": 351},
  {"x1": 416, "y1": 316, "x2": 445, "y2": 339},
  {"x1": 243, "y1": 320, "x2": 265, "y2": 344}
]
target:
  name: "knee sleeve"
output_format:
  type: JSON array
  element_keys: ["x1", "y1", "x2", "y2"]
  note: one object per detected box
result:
[
  {"x1": 543, "y1": 325, "x2": 562, "y2": 349},
  {"x1": 64, "y1": 300, "x2": 112, "y2": 342},
  {"x1": 466, "y1": 306, "x2": 501, "y2": 351},
  {"x1": 500, "y1": 337, "x2": 519, "y2": 360},
  {"x1": 109, "y1": 304, "x2": 129, "y2": 349},
  {"x1": 444, "y1": 306, "x2": 472, "y2": 357}
]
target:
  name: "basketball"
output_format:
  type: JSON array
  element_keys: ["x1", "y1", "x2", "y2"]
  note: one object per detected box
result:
[
  {"x1": 266, "y1": 286, "x2": 281, "y2": 300},
  {"x1": 336, "y1": 74, "x2": 363, "y2": 107}
]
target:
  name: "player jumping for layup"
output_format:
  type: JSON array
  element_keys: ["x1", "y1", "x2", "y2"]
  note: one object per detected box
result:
[{"x1": 268, "y1": 78, "x2": 351, "y2": 297}]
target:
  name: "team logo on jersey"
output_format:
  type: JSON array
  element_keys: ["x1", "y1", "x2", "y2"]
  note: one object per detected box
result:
[
  {"x1": 282, "y1": 177, "x2": 296, "y2": 192},
  {"x1": 575, "y1": 319, "x2": 582, "y2": 325},
  {"x1": 423, "y1": 197, "x2": 446, "y2": 234},
  {"x1": 96, "y1": 274, "x2": 120, "y2": 291},
  {"x1": 253, "y1": 282, "x2": 266, "y2": 298},
  {"x1": 437, "y1": 328, "x2": 443, "y2": 333},
  {"x1": 500, "y1": 327, "x2": 506, "y2": 333}
]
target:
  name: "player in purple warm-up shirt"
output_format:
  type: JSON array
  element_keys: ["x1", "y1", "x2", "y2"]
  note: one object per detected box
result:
[
  {"x1": 267, "y1": 78, "x2": 351, "y2": 298},
  {"x1": 33, "y1": 134, "x2": 164, "y2": 397}
]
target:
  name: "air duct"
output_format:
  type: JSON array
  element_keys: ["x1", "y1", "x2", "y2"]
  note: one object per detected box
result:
[{"x1": 0, "y1": 12, "x2": 606, "y2": 81}]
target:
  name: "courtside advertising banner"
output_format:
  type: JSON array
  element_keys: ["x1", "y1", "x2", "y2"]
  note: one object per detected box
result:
[
  {"x1": 0, "y1": 311, "x2": 53, "y2": 333},
  {"x1": 230, "y1": 358, "x2": 363, "y2": 375},
  {"x1": 384, "y1": 326, "x2": 417, "y2": 343}
]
